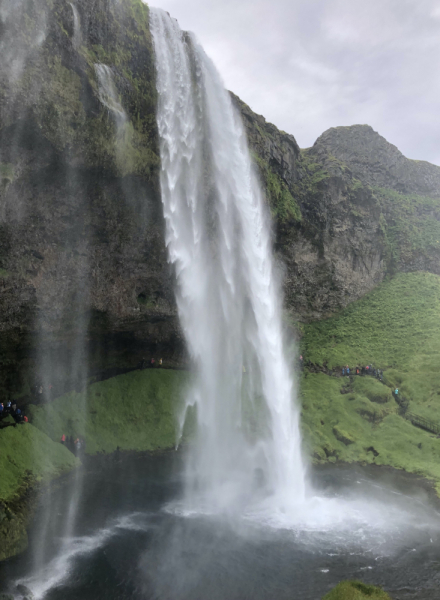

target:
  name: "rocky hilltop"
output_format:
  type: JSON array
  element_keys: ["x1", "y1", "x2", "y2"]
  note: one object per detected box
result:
[
  {"x1": 313, "y1": 124, "x2": 440, "y2": 196},
  {"x1": 1, "y1": 0, "x2": 440, "y2": 399}
]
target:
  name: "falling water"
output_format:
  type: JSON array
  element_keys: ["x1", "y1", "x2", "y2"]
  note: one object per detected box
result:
[
  {"x1": 150, "y1": 8, "x2": 305, "y2": 513},
  {"x1": 69, "y1": 2, "x2": 82, "y2": 50},
  {"x1": 94, "y1": 64, "x2": 127, "y2": 126}
]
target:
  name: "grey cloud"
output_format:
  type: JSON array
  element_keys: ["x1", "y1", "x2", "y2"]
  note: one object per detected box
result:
[{"x1": 149, "y1": 0, "x2": 440, "y2": 164}]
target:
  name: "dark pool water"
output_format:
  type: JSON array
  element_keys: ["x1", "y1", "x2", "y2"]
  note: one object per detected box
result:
[{"x1": 1, "y1": 454, "x2": 440, "y2": 600}]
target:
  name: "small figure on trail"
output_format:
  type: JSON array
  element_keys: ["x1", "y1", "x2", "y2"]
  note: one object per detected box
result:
[
  {"x1": 23, "y1": 415, "x2": 28, "y2": 423},
  {"x1": 356, "y1": 367, "x2": 360, "y2": 375},
  {"x1": 361, "y1": 366, "x2": 365, "y2": 376},
  {"x1": 394, "y1": 388, "x2": 399, "y2": 398},
  {"x1": 151, "y1": 358, "x2": 155, "y2": 367},
  {"x1": 39, "y1": 386, "x2": 43, "y2": 394},
  {"x1": 159, "y1": 358, "x2": 163, "y2": 366},
  {"x1": 242, "y1": 365, "x2": 246, "y2": 373},
  {"x1": 366, "y1": 365, "x2": 370, "y2": 374},
  {"x1": 61, "y1": 434, "x2": 66, "y2": 445},
  {"x1": 346, "y1": 365, "x2": 350, "y2": 375},
  {"x1": 342, "y1": 367, "x2": 345, "y2": 376},
  {"x1": 74, "y1": 438, "x2": 82, "y2": 455},
  {"x1": 0, "y1": 402, "x2": 3, "y2": 415},
  {"x1": 373, "y1": 368, "x2": 377, "y2": 377}
]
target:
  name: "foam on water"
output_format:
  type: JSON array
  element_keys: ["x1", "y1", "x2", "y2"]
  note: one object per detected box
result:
[{"x1": 16, "y1": 513, "x2": 152, "y2": 600}]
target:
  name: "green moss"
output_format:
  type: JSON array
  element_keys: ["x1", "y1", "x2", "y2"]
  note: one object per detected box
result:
[
  {"x1": 4, "y1": 0, "x2": 159, "y2": 180},
  {"x1": 332, "y1": 425, "x2": 355, "y2": 445},
  {"x1": 29, "y1": 369, "x2": 190, "y2": 455},
  {"x1": 373, "y1": 187, "x2": 440, "y2": 266},
  {"x1": 253, "y1": 154, "x2": 302, "y2": 223},
  {"x1": 0, "y1": 424, "x2": 78, "y2": 503},
  {"x1": 352, "y1": 378, "x2": 391, "y2": 404},
  {"x1": 322, "y1": 580, "x2": 391, "y2": 600}
]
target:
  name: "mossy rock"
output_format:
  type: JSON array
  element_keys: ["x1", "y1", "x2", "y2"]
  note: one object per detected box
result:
[
  {"x1": 352, "y1": 397, "x2": 391, "y2": 423},
  {"x1": 322, "y1": 580, "x2": 391, "y2": 599},
  {"x1": 332, "y1": 426, "x2": 355, "y2": 446},
  {"x1": 0, "y1": 507, "x2": 28, "y2": 562}
]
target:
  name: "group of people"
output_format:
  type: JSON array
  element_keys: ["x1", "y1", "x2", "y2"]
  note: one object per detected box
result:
[
  {"x1": 341, "y1": 365, "x2": 383, "y2": 380},
  {"x1": 139, "y1": 357, "x2": 164, "y2": 370},
  {"x1": 0, "y1": 401, "x2": 29, "y2": 424},
  {"x1": 60, "y1": 434, "x2": 85, "y2": 456}
]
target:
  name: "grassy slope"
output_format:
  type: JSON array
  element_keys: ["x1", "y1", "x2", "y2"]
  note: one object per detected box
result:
[
  {"x1": 322, "y1": 581, "x2": 391, "y2": 600},
  {"x1": 300, "y1": 271, "x2": 440, "y2": 489},
  {"x1": 29, "y1": 369, "x2": 189, "y2": 455},
  {"x1": 0, "y1": 422, "x2": 78, "y2": 502}
]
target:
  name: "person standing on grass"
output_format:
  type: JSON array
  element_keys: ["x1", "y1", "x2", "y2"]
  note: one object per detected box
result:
[
  {"x1": 151, "y1": 358, "x2": 155, "y2": 367},
  {"x1": 342, "y1": 367, "x2": 345, "y2": 376}
]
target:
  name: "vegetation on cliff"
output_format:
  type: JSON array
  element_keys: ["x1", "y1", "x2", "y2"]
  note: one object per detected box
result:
[
  {"x1": 322, "y1": 580, "x2": 391, "y2": 600},
  {"x1": 0, "y1": 420, "x2": 78, "y2": 561},
  {"x1": 1, "y1": 0, "x2": 159, "y2": 179},
  {"x1": 0, "y1": 421, "x2": 78, "y2": 503}
]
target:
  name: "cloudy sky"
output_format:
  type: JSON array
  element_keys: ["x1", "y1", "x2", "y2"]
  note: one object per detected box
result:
[{"x1": 150, "y1": 0, "x2": 440, "y2": 165}]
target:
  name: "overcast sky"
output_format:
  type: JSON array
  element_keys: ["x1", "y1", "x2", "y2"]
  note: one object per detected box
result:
[{"x1": 149, "y1": 0, "x2": 440, "y2": 165}]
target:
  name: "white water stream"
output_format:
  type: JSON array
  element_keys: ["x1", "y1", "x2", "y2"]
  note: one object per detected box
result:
[{"x1": 150, "y1": 8, "x2": 305, "y2": 514}]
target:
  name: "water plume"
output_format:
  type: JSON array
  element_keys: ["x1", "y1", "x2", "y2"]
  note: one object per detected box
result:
[{"x1": 150, "y1": 8, "x2": 305, "y2": 514}]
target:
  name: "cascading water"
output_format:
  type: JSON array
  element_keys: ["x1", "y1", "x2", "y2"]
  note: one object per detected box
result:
[
  {"x1": 94, "y1": 63, "x2": 127, "y2": 126},
  {"x1": 150, "y1": 8, "x2": 305, "y2": 513},
  {"x1": 69, "y1": 2, "x2": 82, "y2": 50}
]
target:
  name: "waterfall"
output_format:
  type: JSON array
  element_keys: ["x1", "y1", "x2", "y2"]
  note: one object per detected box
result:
[
  {"x1": 150, "y1": 8, "x2": 305, "y2": 513},
  {"x1": 94, "y1": 64, "x2": 127, "y2": 126},
  {"x1": 69, "y1": 2, "x2": 82, "y2": 50}
]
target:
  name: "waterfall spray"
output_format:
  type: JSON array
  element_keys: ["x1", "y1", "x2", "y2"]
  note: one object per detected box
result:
[{"x1": 150, "y1": 8, "x2": 305, "y2": 513}]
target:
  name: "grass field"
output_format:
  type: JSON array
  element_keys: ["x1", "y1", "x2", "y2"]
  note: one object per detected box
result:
[
  {"x1": 0, "y1": 420, "x2": 78, "y2": 502},
  {"x1": 29, "y1": 369, "x2": 190, "y2": 455},
  {"x1": 300, "y1": 271, "x2": 440, "y2": 490}
]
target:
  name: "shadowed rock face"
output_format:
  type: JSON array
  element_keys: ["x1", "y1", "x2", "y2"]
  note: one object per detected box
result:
[{"x1": 1, "y1": 0, "x2": 440, "y2": 399}]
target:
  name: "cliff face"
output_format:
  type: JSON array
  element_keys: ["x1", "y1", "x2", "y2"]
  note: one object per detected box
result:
[
  {"x1": 235, "y1": 102, "x2": 440, "y2": 320},
  {"x1": 0, "y1": 0, "x2": 181, "y2": 397},
  {"x1": 313, "y1": 124, "x2": 440, "y2": 197},
  {"x1": 1, "y1": 0, "x2": 440, "y2": 399}
]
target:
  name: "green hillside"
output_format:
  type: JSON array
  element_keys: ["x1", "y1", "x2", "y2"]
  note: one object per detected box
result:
[
  {"x1": 300, "y1": 271, "x2": 440, "y2": 491},
  {"x1": 29, "y1": 369, "x2": 190, "y2": 455}
]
